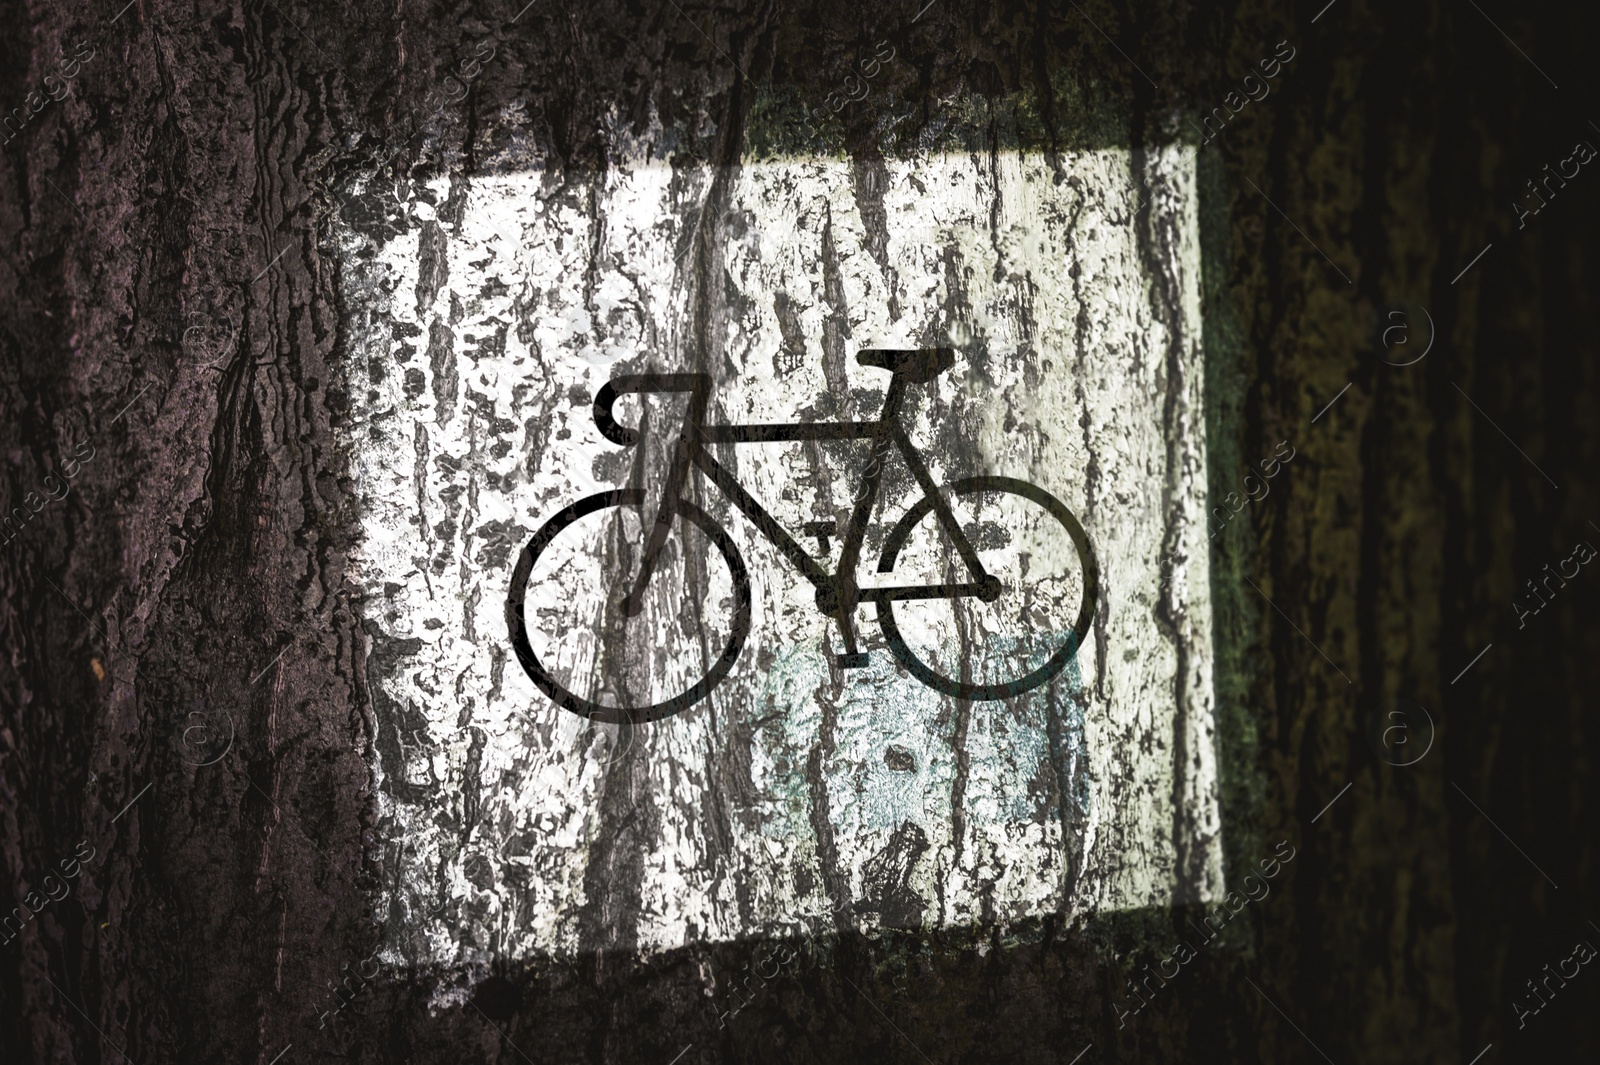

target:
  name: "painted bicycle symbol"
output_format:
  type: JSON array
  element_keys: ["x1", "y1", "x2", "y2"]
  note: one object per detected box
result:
[{"x1": 507, "y1": 348, "x2": 1098, "y2": 723}]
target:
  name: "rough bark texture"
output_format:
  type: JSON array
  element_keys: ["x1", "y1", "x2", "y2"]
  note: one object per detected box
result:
[{"x1": 1, "y1": 0, "x2": 1597, "y2": 1063}]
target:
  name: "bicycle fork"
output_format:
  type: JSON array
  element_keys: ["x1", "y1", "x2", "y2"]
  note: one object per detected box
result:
[{"x1": 617, "y1": 380, "x2": 711, "y2": 619}]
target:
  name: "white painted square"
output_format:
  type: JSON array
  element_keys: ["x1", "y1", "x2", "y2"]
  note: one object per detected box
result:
[{"x1": 337, "y1": 144, "x2": 1222, "y2": 964}]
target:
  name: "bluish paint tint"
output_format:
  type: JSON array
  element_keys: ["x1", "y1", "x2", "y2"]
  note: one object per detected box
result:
[{"x1": 752, "y1": 631, "x2": 1089, "y2": 841}]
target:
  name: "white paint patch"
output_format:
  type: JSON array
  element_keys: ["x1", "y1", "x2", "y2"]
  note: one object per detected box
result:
[{"x1": 336, "y1": 146, "x2": 1222, "y2": 965}]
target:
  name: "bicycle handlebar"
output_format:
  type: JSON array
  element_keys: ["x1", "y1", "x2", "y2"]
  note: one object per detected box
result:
[
  {"x1": 592, "y1": 352, "x2": 953, "y2": 448},
  {"x1": 592, "y1": 373, "x2": 711, "y2": 447}
]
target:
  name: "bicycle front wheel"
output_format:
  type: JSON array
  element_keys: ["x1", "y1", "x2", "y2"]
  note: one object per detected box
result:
[
  {"x1": 506, "y1": 489, "x2": 752, "y2": 724},
  {"x1": 875, "y1": 477, "x2": 1097, "y2": 700}
]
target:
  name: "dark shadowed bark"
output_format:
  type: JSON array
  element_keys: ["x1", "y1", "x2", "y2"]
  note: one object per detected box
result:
[{"x1": 2, "y1": 0, "x2": 1597, "y2": 1062}]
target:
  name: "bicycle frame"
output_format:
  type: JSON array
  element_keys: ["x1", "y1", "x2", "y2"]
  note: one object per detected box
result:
[{"x1": 593, "y1": 358, "x2": 997, "y2": 657}]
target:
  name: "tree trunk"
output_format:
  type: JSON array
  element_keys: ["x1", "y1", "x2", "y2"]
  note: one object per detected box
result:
[{"x1": 1, "y1": 1, "x2": 1596, "y2": 1063}]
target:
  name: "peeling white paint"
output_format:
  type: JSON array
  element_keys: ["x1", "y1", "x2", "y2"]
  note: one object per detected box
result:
[{"x1": 336, "y1": 145, "x2": 1222, "y2": 965}]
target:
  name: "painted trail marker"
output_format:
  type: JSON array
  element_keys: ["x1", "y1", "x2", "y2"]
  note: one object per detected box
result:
[{"x1": 337, "y1": 146, "x2": 1222, "y2": 965}]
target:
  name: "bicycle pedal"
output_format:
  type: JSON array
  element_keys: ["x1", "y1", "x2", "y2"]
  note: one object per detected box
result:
[{"x1": 835, "y1": 652, "x2": 870, "y2": 669}]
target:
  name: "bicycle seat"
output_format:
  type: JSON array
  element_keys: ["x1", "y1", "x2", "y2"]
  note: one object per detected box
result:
[{"x1": 856, "y1": 347, "x2": 956, "y2": 383}]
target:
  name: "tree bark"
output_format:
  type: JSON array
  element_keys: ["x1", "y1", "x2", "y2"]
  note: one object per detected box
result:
[{"x1": 2, "y1": 0, "x2": 1597, "y2": 1063}]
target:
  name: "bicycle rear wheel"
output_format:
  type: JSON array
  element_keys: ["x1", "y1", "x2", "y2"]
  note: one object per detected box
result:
[
  {"x1": 506, "y1": 489, "x2": 752, "y2": 724},
  {"x1": 874, "y1": 476, "x2": 1096, "y2": 700}
]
